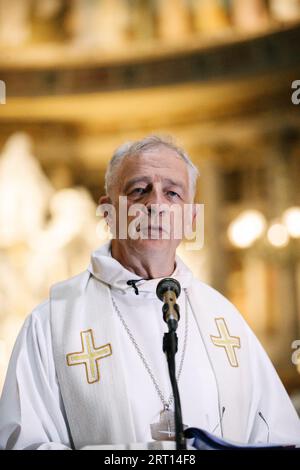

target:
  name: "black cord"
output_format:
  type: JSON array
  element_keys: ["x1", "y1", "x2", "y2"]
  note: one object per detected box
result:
[
  {"x1": 258, "y1": 411, "x2": 270, "y2": 443},
  {"x1": 126, "y1": 279, "x2": 145, "y2": 295}
]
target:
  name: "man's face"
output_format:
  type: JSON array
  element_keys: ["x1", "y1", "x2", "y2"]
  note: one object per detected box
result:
[{"x1": 112, "y1": 147, "x2": 191, "y2": 255}]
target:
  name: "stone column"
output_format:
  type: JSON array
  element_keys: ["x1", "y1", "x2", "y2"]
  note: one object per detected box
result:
[
  {"x1": 200, "y1": 156, "x2": 228, "y2": 294},
  {"x1": 155, "y1": 0, "x2": 191, "y2": 41}
]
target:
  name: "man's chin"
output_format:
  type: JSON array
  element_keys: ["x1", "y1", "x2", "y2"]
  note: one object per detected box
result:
[{"x1": 129, "y1": 237, "x2": 179, "y2": 250}]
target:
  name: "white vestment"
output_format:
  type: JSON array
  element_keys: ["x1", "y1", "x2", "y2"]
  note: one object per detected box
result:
[{"x1": 0, "y1": 241, "x2": 299, "y2": 450}]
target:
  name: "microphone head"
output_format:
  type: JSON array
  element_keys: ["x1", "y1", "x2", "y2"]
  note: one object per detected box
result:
[{"x1": 156, "y1": 278, "x2": 181, "y2": 301}]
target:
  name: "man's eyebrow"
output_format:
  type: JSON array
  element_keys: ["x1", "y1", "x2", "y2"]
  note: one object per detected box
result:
[
  {"x1": 123, "y1": 176, "x2": 152, "y2": 193},
  {"x1": 163, "y1": 178, "x2": 185, "y2": 191},
  {"x1": 123, "y1": 176, "x2": 187, "y2": 193}
]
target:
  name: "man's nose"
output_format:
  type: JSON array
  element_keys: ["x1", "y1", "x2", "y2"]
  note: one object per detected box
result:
[{"x1": 144, "y1": 188, "x2": 166, "y2": 214}]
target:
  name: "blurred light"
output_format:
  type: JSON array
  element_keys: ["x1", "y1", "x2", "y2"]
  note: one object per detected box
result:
[
  {"x1": 267, "y1": 222, "x2": 289, "y2": 248},
  {"x1": 282, "y1": 207, "x2": 300, "y2": 238},
  {"x1": 228, "y1": 210, "x2": 266, "y2": 248}
]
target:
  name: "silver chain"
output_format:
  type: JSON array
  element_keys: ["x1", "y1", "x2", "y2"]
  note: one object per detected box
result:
[{"x1": 110, "y1": 288, "x2": 189, "y2": 410}]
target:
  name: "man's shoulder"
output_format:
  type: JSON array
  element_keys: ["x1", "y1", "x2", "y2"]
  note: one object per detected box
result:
[
  {"x1": 27, "y1": 299, "x2": 51, "y2": 335},
  {"x1": 189, "y1": 279, "x2": 255, "y2": 350},
  {"x1": 28, "y1": 270, "x2": 90, "y2": 328},
  {"x1": 190, "y1": 278, "x2": 244, "y2": 323},
  {"x1": 50, "y1": 270, "x2": 91, "y2": 297},
  {"x1": 31, "y1": 298, "x2": 50, "y2": 316},
  {"x1": 191, "y1": 277, "x2": 237, "y2": 307}
]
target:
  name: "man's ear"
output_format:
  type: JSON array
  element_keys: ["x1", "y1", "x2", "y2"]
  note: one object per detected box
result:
[
  {"x1": 98, "y1": 195, "x2": 113, "y2": 222},
  {"x1": 98, "y1": 194, "x2": 111, "y2": 206}
]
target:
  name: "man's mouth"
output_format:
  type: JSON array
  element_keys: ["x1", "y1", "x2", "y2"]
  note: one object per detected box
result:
[
  {"x1": 148, "y1": 226, "x2": 163, "y2": 231},
  {"x1": 135, "y1": 225, "x2": 169, "y2": 237}
]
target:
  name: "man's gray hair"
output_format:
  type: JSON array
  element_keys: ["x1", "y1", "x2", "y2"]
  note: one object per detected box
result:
[{"x1": 104, "y1": 135, "x2": 199, "y2": 199}]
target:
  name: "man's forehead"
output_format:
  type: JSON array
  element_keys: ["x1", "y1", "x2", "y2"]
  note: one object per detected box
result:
[
  {"x1": 119, "y1": 150, "x2": 187, "y2": 176},
  {"x1": 124, "y1": 147, "x2": 184, "y2": 166}
]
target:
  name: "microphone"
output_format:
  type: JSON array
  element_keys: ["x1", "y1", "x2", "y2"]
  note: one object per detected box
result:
[{"x1": 156, "y1": 278, "x2": 181, "y2": 331}]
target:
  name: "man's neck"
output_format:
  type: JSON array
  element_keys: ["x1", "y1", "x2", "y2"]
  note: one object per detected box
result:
[{"x1": 111, "y1": 241, "x2": 176, "y2": 279}]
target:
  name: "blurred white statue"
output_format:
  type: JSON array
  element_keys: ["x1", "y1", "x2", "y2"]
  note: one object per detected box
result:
[
  {"x1": 0, "y1": 132, "x2": 54, "y2": 247},
  {"x1": 26, "y1": 187, "x2": 101, "y2": 298}
]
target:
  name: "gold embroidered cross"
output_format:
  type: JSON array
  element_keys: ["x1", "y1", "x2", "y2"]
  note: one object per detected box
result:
[
  {"x1": 210, "y1": 318, "x2": 241, "y2": 367},
  {"x1": 66, "y1": 329, "x2": 112, "y2": 384}
]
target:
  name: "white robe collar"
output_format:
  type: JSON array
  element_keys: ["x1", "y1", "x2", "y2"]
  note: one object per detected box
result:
[{"x1": 88, "y1": 241, "x2": 194, "y2": 296}]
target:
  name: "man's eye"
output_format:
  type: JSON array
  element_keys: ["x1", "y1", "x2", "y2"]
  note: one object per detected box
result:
[
  {"x1": 167, "y1": 191, "x2": 180, "y2": 198},
  {"x1": 131, "y1": 187, "x2": 146, "y2": 195}
]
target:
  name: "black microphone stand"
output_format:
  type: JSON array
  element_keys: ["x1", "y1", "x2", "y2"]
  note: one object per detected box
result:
[
  {"x1": 163, "y1": 323, "x2": 186, "y2": 450},
  {"x1": 156, "y1": 278, "x2": 186, "y2": 450}
]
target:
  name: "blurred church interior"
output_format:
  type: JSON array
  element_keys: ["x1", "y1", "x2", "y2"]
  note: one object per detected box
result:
[{"x1": 0, "y1": 0, "x2": 300, "y2": 413}]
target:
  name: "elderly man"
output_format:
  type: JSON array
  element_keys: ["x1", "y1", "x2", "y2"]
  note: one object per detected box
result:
[{"x1": 0, "y1": 135, "x2": 299, "y2": 450}]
